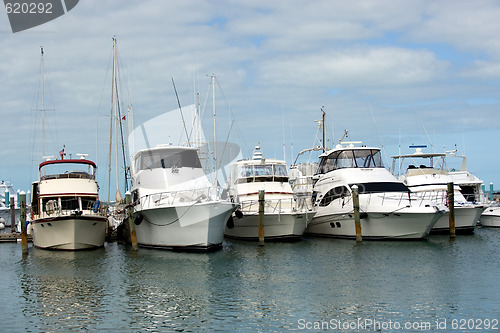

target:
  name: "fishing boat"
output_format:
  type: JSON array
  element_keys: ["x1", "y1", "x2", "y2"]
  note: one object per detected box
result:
[
  {"x1": 30, "y1": 157, "x2": 108, "y2": 250},
  {"x1": 391, "y1": 146, "x2": 485, "y2": 234},
  {"x1": 131, "y1": 145, "x2": 238, "y2": 251},
  {"x1": 306, "y1": 143, "x2": 444, "y2": 240},
  {"x1": 225, "y1": 145, "x2": 315, "y2": 241}
]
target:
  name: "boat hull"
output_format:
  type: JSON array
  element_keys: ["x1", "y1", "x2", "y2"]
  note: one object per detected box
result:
[
  {"x1": 224, "y1": 211, "x2": 314, "y2": 241},
  {"x1": 480, "y1": 206, "x2": 500, "y2": 227},
  {"x1": 31, "y1": 215, "x2": 107, "y2": 250},
  {"x1": 135, "y1": 201, "x2": 237, "y2": 251},
  {"x1": 430, "y1": 205, "x2": 484, "y2": 234},
  {"x1": 306, "y1": 207, "x2": 443, "y2": 240}
]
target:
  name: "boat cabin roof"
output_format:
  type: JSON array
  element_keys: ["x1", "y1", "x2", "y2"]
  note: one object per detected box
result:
[
  {"x1": 39, "y1": 159, "x2": 96, "y2": 170},
  {"x1": 319, "y1": 145, "x2": 380, "y2": 158},
  {"x1": 391, "y1": 152, "x2": 446, "y2": 159}
]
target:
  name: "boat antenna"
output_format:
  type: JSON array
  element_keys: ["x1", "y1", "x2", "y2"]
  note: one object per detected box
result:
[
  {"x1": 172, "y1": 77, "x2": 191, "y2": 146},
  {"x1": 412, "y1": 104, "x2": 436, "y2": 153},
  {"x1": 368, "y1": 103, "x2": 390, "y2": 167},
  {"x1": 338, "y1": 129, "x2": 348, "y2": 144},
  {"x1": 321, "y1": 106, "x2": 326, "y2": 152}
]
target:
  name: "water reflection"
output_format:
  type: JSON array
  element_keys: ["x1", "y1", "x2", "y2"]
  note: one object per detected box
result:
[{"x1": 4, "y1": 228, "x2": 500, "y2": 332}]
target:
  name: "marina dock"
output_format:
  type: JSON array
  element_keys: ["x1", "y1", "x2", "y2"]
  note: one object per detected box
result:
[{"x1": 0, "y1": 232, "x2": 32, "y2": 243}]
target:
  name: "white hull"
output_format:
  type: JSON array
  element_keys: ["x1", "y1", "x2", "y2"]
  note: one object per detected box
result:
[
  {"x1": 431, "y1": 205, "x2": 484, "y2": 234},
  {"x1": 135, "y1": 201, "x2": 237, "y2": 251},
  {"x1": 479, "y1": 206, "x2": 500, "y2": 227},
  {"x1": 305, "y1": 208, "x2": 443, "y2": 240},
  {"x1": 31, "y1": 216, "x2": 107, "y2": 250},
  {"x1": 224, "y1": 211, "x2": 313, "y2": 241}
]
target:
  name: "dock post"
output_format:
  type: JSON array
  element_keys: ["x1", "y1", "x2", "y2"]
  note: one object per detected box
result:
[
  {"x1": 258, "y1": 190, "x2": 265, "y2": 246},
  {"x1": 19, "y1": 192, "x2": 28, "y2": 253},
  {"x1": 125, "y1": 192, "x2": 138, "y2": 251},
  {"x1": 447, "y1": 182, "x2": 456, "y2": 238},
  {"x1": 351, "y1": 185, "x2": 362, "y2": 242},
  {"x1": 10, "y1": 196, "x2": 15, "y2": 233}
]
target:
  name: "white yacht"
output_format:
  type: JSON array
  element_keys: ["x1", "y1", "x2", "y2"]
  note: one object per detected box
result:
[
  {"x1": 225, "y1": 146, "x2": 315, "y2": 241},
  {"x1": 446, "y1": 151, "x2": 500, "y2": 227},
  {"x1": 306, "y1": 143, "x2": 444, "y2": 240},
  {"x1": 480, "y1": 204, "x2": 500, "y2": 227},
  {"x1": 30, "y1": 157, "x2": 108, "y2": 250},
  {"x1": 391, "y1": 146, "x2": 485, "y2": 234},
  {"x1": 131, "y1": 145, "x2": 238, "y2": 251}
]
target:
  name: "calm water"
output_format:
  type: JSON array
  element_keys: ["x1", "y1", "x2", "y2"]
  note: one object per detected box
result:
[{"x1": 1, "y1": 228, "x2": 499, "y2": 332}]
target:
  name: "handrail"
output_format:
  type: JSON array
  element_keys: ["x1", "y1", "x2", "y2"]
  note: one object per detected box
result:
[{"x1": 136, "y1": 186, "x2": 221, "y2": 209}]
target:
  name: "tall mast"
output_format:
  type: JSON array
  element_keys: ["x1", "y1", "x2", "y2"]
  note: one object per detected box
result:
[
  {"x1": 40, "y1": 47, "x2": 45, "y2": 157},
  {"x1": 107, "y1": 37, "x2": 116, "y2": 203},
  {"x1": 114, "y1": 40, "x2": 120, "y2": 200},
  {"x1": 211, "y1": 75, "x2": 217, "y2": 188}
]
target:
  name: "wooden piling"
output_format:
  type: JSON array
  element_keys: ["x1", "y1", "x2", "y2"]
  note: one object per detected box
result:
[
  {"x1": 125, "y1": 192, "x2": 138, "y2": 251},
  {"x1": 352, "y1": 185, "x2": 362, "y2": 242},
  {"x1": 447, "y1": 182, "x2": 456, "y2": 238},
  {"x1": 19, "y1": 192, "x2": 28, "y2": 253},
  {"x1": 10, "y1": 196, "x2": 15, "y2": 233},
  {"x1": 258, "y1": 190, "x2": 265, "y2": 246}
]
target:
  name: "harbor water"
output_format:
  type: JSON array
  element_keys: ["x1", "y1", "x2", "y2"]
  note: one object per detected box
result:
[{"x1": 1, "y1": 228, "x2": 499, "y2": 332}]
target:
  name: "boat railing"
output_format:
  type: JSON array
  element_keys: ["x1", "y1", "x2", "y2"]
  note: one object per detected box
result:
[
  {"x1": 41, "y1": 172, "x2": 94, "y2": 181},
  {"x1": 238, "y1": 197, "x2": 310, "y2": 214},
  {"x1": 137, "y1": 186, "x2": 219, "y2": 208},
  {"x1": 359, "y1": 191, "x2": 441, "y2": 208}
]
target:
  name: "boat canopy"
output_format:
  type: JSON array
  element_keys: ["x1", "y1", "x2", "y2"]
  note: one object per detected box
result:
[
  {"x1": 39, "y1": 159, "x2": 96, "y2": 170},
  {"x1": 232, "y1": 162, "x2": 288, "y2": 184},
  {"x1": 134, "y1": 148, "x2": 202, "y2": 171},
  {"x1": 316, "y1": 148, "x2": 383, "y2": 174}
]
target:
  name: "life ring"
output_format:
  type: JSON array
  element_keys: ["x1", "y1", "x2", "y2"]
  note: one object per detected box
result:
[{"x1": 93, "y1": 200, "x2": 100, "y2": 213}]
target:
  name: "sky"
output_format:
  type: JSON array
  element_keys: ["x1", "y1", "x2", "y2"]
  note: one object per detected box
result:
[{"x1": 1, "y1": 0, "x2": 499, "y2": 198}]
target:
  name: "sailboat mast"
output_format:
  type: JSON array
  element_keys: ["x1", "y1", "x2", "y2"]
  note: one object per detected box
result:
[
  {"x1": 212, "y1": 75, "x2": 217, "y2": 188},
  {"x1": 114, "y1": 47, "x2": 119, "y2": 199},
  {"x1": 107, "y1": 37, "x2": 116, "y2": 203},
  {"x1": 40, "y1": 47, "x2": 45, "y2": 157}
]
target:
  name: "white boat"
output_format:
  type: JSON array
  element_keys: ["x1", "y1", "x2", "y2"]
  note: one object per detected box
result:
[
  {"x1": 306, "y1": 143, "x2": 444, "y2": 240},
  {"x1": 225, "y1": 146, "x2": 315, "y2": 241},
  {"x1": 0, "y1": 181, "x2": 20, "y2": 229},
  {"x1": 446, "y1": 150, "x2": 500, "y2": 227},
  {"x1": 131, "y1": 145, "x2": 238, "y2": 251},
  {"x1": 30, "y1": 157, "x2": 108, "y2": 250},
  {"x1": 480, "y1": 204, "x2": 500, "y2": 227},
  {"x1": 391, "y1": 146, "x2": 485, "y2": 234}
]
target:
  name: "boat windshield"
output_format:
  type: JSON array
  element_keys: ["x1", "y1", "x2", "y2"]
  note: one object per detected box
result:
[
  {"x1": 234, "y1": 163, "x2": 289, "y2": 183},
  {"x1": 316, "y1": 149, "x2": 383, "y2": 174},
  {"x1": 136, "y1": 149, "x2": 202, "y2": 171}
]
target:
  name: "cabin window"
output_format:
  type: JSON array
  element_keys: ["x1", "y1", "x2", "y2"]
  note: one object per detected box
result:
[
  {"x1": 254, "y1": 165, "x2": 273, "y2": 176},
  {"x1": 350, "y1": 182, "x2": 409, "y2": 194},
  {"x1": 61, "y1": 197, "x2": 80, "y2": 211},
  {"x1": 42, "y1": 197, "x2": 59, "y2": 214},
  {"x1": 319, "y1": 186, "x2": 351, "y2": 207},
  {"x1": 274, "y1": 165, "x2": 288, "y2": 177},
  {"x1": 238, "y1": 165, "x2": 253, "y2": 178},
  {"x1": 316, "y1": 149, "x2": 384, "y2": 174},
  {"x1": 138, "y1": 149, "x2": 202, "y2": 170},
  {"x1": 81, "y1": 197, "x2": 97, "y2": 211}
]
